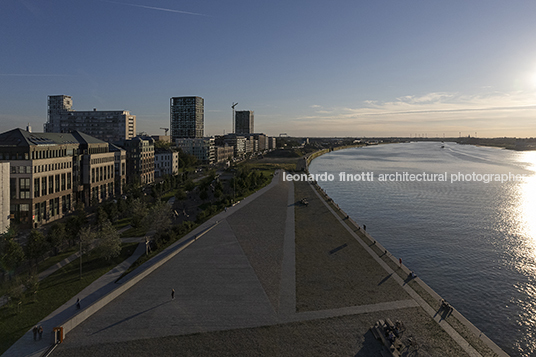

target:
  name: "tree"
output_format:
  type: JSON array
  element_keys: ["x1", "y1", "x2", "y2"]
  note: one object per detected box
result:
[
  {"x1": 78, "y1": 226, "x2": 96, "y2": 278},
  {"x1": 25, "y1": 230, "x2": 49, "y2": 271},
  {"x1": 184, "y1": 180, "x2": 196, "y2": 192},
  {"x1": 47, "y1": 222, "x2": 66, "y2": 255},
  {"x1": 65, "y1": 216, "x2": 83, "y2": 246},
  {"x1": 6, "y1": 277, "x2": 24, "y2": 313},
  {"x1": 95, "y1": 220, "x2": 121, "y2": 261},
  {"x1": 145, "y1": 201, "x2": 172, "y2": 243},
  {"x1": 95, "y1": 207, "x2": 109, "y2": 228},
  {"x1": 175, "y1": 188, "x2": 187, "y2": 201},
  {"x1": 154, "y1": 140, "x2": 171, "y2": 150},
  {"x1": 23, "y1": 274, "x2": 39, "y2": 302},
  {"x1": 130, "y1": 198, "x2": 148, "y2": 228},
  {"x1": 103, "y1": 201, "x2": 119, "y2": 223},
  {"x1": 0, "y1": 237, "x2": 25, "y2": 278}
]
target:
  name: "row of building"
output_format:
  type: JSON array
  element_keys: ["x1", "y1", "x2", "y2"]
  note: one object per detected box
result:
[
  {"x1": 0, "y1": 128, "x2": 168, "y2": 230},
  {"x1": 0, "y1": 95, "x2": 279, "y2": 232}
]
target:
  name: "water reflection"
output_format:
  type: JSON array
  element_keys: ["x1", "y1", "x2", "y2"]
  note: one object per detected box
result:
[
  {"x1": 508, "y1": 152, "x2": 536, "y2": 356},
  {"x1": 309, "y1": 143, "x2": 536, "y2": 356}
]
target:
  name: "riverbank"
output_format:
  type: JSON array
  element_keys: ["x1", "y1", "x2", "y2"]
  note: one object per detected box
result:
[{"x1": 306, "y1": 147, "x2": 508, "y2": 356}]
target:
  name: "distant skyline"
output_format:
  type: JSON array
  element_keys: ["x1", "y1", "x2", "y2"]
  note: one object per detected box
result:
[{"x1": 2, "y1": 0, "x2": 536, "y2": 137}]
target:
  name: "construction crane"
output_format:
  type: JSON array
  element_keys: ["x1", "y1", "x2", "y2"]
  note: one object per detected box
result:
[
  {"x1": 160, "y1": 127, "x2": 169, "y2": 136},
  {"x1": 231, "y1": 102, "x2": 238, "y2": 133}
]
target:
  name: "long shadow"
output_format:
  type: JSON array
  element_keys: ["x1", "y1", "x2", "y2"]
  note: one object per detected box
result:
[
  {"x1": 403, "y1": 273, "x2": 416, "y2": 286},
  {"x1": 433, "y1": 304, "x2": 453, "y2": 321},
  {"x1": 378, "y1": 273, "x2": 393, "y2": 286},
  {"x1": 354, "y1": 330, "x2": 384, "y2": 357},
  {"x1": 92, "y1": 300, "x2": 171, "y2": 335}
]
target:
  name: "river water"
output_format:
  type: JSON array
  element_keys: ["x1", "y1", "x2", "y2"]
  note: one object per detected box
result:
[{"x1": 309, "y1": 142, "x2": 536, "y2": 357}]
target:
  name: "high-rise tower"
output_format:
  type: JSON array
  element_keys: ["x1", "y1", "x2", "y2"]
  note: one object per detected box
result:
[
  {"x1": 170, "y1": 96, "x2": 204, "y2": 141},
  {"x1": 235, "y1": 110, "x2": 254, "y2": 134}
]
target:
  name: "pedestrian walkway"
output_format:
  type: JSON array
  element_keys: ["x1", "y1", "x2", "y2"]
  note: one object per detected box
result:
[
  {"x1": 5, "y1": 169, "x2": 499, "y2": 357},
  {"x1": 0, "y1": 224, "x2": 137, "y2": 309},
  {"x1": 2, "y1": 171, "x2": 283, "y2": 357},
  {"x1": 2, "y1": 242, "x2": 146, "y2": 357}
]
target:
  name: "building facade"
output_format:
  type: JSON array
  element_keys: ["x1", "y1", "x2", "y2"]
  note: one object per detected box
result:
[
  {"x1": 235, "y1": 110, "x2": 254, "y2": 134},
  {"x1": 45, "y1": 95, "x2": 136, "y2": 143},
  {"x1": 121, "y1": 137, "x2": 155, "y2": 186},
  {"x1": 109, "y1": 144, "x2": 127, "y2": 197},
  {"x1": 176, "y1": 138, "x2": 215, "y2": 164},
  {"x1": 214, "y1": 145, "x2": 234, "y2": 163},
  {"x1": 0, "y1": 163, "x2": 9, "y2": 234},
  {"x1": 0, "y1": 128, "x2": 124, "y2": 227},
  {"x1": 170, "y1": 96, "x2": 204, "y2": 141},
  {"x1": 154, "y1": 149, "x2": 179, "y2": 178}
]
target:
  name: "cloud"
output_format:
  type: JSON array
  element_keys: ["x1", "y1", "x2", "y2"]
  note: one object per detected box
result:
[
  {"x1": 285, "y1": 90, "x2": 536, "y2": 137},
  {"x1": 102, "y1": 0, "x2": 211, "y2": 17},
  {"x1": 0, "y1": 73, "x2": 72, "y2": 77}
]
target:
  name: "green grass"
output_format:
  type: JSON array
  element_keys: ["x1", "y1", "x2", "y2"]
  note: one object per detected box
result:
[
  {"x1": 160, "y1": 189, "x2": 179, "y2": 202},
  {"x1": 0, "y1": 248, "x2": 78, "y2": 297},
  {"x1": 113, "y1": 217, "x2": 131, "y2": 230},
  {"x1": 120, "y1": 226, "x2": 147, "y2": 238},
  {"x1": 0, "y1": 242, "x2": 138, "y2": 355}
]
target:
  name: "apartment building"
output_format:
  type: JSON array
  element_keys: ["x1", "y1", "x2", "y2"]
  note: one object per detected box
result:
[
  {"x1": 0, "y1": 128, "x2": 124, "y2": 227},
  {"x1": 175, "y1": 138, "x2": 215, "y2": 164},
  {"x1": 170, "y1": 96, "x2": 204, "y2": 141},
  {"x1": 120, "y1": 137, "x2": 155, "y2": 185},
  {"x1": 45, "y1": 95, "x2": 136, "y2": 143},
  {"x1": 154, "y1": 149, "x2": 179, "y2": 178},
  {"x1": 214, "y1": 145, "x2": 234, "y2": 163},
  {"x1": 0, "y1": 163, "x2": 9, "y2": 234},
  {"x1": 235, "y1": 110, "x2": 254, "y2": 134}
]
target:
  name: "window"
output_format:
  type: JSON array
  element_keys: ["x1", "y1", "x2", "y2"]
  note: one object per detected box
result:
[
  {"x1": 61, "y1": 173, "x2": 66, "y2": 191},
  {"x1": 49, "y1": 175, "x2": 54, "y2": 194},
  {"x1": 19, "y1": 178, "x2": 30, "y2": 199},
  {"x1": 34, "y1": 178, "x2": 40, "y2": 198},
  {"x1": 55, "y1": 175, "x2": 60, "y2": 193},
  {"x1": 42, "y1": 177, "x2": 47, "y2": 196},
  {"x1": 67, "y1": 172, "x2": 71, "y2": 190},
  {"x1": 10, "y1": 178, "x2": 16, "y2": 199},
  {"x1": 35, "y1": 203, "x2": 41, "y2": 221}
]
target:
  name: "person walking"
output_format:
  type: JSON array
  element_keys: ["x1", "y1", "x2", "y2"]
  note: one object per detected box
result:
[
  {"x1": 38, "y1": 326, "x2": 43, "y2": 340},
  {"x1": 171, "y1": 289, "x2": 175, "y2": 300},
  {"x1": 32, "y1": 326, "x2": 38, "y2": 341},
  {"x1": 76, "y1": 298, "x2": 81, "y2": 309}
]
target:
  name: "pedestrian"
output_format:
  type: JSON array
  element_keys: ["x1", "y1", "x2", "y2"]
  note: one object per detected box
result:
[
  {"x1": 363, "y1": 224, "x2": 366, "y2": 231},
  {"x1": 399, "y1": 258, "x2": 402, "y2": 267},
  {"x1": 171, "y1": 289, "x2": 175, "y2": 300},
  {"x1": 33, "y1": 326, "x2": 38, "y2": 341},
  {"x1": 38, "y1": 326, "x2": 43, "y2": 340},
  {"x1": 76, "y1": 298, "x2": 81, "y2": 309}
]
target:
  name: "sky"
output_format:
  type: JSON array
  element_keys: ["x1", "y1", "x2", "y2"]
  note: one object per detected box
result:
[{"x1": 1, "y1": 0, "x2": 536, "y2": 138}]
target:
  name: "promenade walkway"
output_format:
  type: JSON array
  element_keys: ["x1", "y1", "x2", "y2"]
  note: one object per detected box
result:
[{"x1": 6, "y1": 169, "x2": 503, "y2": 356}]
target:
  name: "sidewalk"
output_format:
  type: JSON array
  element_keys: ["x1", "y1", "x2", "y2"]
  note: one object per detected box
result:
[
  {"x1": 2, "y1": 172, "x2": 282, "y2": 357},
  {"x1": 1, "y1": 242, "x2": 146, "y2": 357},
  {"x1": 0, "y1": 224, "x2": 136, "y2": 309}
]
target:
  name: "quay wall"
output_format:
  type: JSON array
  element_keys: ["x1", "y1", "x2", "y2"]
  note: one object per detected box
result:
[{"x1": 307, "y1": 149, "x2": 508, "y2": 357}]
